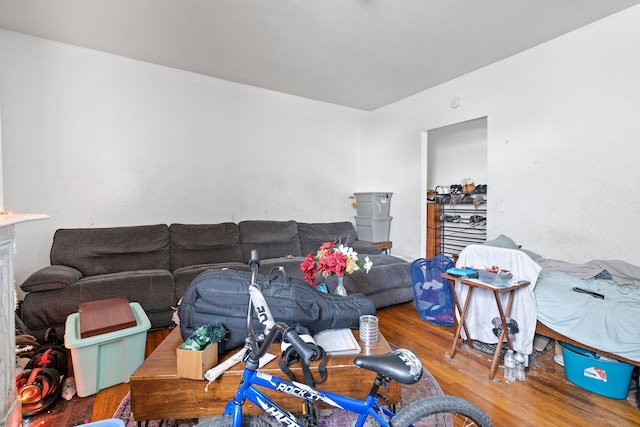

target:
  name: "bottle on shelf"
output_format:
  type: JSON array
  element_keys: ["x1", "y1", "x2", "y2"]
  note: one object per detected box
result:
[
  {"x1": 504, "y1": 349, "x2": 516, "y2": 383},
  {"x1": 514, "y1": 352, "x2": 526, "y2": 381}
]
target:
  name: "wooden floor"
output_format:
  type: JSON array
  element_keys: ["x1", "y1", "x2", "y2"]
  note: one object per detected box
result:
[{"x1": 92, "y1": 302, "x2": 639, "y2": 426}]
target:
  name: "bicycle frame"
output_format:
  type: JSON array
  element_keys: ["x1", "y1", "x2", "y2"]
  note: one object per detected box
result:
[
  {"x1": 223, "y1": 363, "x2": 395, "y2": 427},
  {"x1": 221, "y1": 252, "x2": 395, "y2": 427}
]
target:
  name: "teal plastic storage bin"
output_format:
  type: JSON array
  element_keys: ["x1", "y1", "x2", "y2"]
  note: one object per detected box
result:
[
  {"x1": 64, "y1": 302, "x2": 151, "y2": 397},
  {"x1": 83, "y1": 419, "x2": 125, "y2": 426},
  {"x1": 560, "y1": 342, "x2": 633, "y2": 399}
]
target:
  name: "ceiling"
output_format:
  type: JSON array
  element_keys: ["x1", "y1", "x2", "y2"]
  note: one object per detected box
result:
[{"x1": 1, "y1": 1, "x2": 639, "y2": 111}]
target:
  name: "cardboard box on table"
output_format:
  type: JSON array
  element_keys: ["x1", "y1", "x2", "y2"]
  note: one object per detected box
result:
[{"x1": 176, "y1": 342, "x2": 219, "y2": 380}]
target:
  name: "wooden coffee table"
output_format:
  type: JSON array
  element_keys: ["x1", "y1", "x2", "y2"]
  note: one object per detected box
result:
[{"x1": 129, "y1": 327, "x2": 399, "y2": 421}]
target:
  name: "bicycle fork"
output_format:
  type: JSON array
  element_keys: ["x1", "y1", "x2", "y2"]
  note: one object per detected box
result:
[{"x1": 224, "y1": 368, "x2": 308, "y2": 426}]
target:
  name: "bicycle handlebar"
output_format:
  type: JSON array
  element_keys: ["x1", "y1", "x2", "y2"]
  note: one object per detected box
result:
[
  {"x1": 249, "y1": 249, "x2": 260, "y2": 269},
  {"x1": 283, "y1": 328, "x2": 318, "y2": 364}
]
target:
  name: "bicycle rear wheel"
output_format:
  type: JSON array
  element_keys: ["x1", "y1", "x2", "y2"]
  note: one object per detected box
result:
[{"x1": 390, "y1": 395, "x2": 493, "y2": 427}]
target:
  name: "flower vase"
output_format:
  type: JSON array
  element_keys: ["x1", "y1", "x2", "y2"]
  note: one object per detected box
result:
[{"x1": 335, "y1": 276, "x2": 347, "y2": 297}]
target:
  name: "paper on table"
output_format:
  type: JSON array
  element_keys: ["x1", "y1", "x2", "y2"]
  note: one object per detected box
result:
[
  {"x1": 314, "y1": 328, "x2": 361, "y2": 355},
  {"x1": 466, "y1": 277, "x2": 526, "y2": 289},
  {"x1": 259, "y1": 353, "x2": 276, "y2": 368},
  {"x1": 466, "y1": 277, "x2": 510, "y2": 288}
]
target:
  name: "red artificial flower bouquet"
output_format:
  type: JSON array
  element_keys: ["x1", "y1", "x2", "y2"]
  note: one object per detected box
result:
[{"x1": 300, "y1": 241, "x2": 373, "y2": 287}]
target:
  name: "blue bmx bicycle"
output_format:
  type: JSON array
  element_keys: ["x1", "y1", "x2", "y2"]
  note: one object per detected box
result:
[{"x1": 213, "y1": 251, "x2": 493, "y2": 427}]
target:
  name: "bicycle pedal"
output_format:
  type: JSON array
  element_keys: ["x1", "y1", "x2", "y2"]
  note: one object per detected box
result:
[
  {"x1": 302, "y1": 400, "x2": 319, "y2": 427},
  {"x1": 304, "y1": 416, "x2": 319, "y2": 427}
]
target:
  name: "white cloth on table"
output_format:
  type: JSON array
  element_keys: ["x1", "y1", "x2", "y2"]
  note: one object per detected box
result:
[{"x1": 455, "y1": 245, "x2": 542, "y2": 355}]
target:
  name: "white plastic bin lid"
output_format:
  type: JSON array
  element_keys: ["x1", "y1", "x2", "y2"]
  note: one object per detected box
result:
[{"x1": 354, "y1": 192, "x2": 393, "y2": 197}]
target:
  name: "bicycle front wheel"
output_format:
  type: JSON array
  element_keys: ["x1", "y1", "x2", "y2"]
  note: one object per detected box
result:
[{"x1": 390, "y1": 395, "x2": 494, "y2": 427}]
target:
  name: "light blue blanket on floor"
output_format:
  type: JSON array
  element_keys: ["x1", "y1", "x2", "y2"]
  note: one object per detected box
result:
[{"x1": 535, "y1": 264, "x2": 640, "y2": 363}]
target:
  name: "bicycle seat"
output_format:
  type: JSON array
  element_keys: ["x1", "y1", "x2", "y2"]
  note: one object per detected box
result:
[{"x1": 353, "y1": 348, "x2": 423, "y2": 385}]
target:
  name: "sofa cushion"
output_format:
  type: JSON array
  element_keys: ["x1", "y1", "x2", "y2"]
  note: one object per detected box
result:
[
  {"x1": 169, "y1": 223, "x2": 243, "y2": 271},
  {"x1": 21, "y1": 269, "x2": 175, "y2": 339},
  {"x1": 298, "y1": 221, "x2": 382, "y2": 256},
  {"x1": 238, "y1": 220, "x2": 302, "y2": 261},
  {"x1": 298, "y1": 222, "x2": 357, "y2": 255},
  {"x1": 173, "y1": 262, "x2": 249, "y2": 299},
  {"x1": 50, "y1": 224, "x2": 171, "y2": 276},
  {"x1": 73, "y1": 270, "x2": 176, "y2": 311},
  {"x1": 341, "y1": 255, "x2": 413, "y2": 308},
  {"x1": 20, "y1": 265, "x2": 83, "y2": 293}
]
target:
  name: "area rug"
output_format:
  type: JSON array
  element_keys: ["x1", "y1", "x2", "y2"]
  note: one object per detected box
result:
[
  {"x1": 115, "y1": 365, "x2": 443, "y2": 427},
  {"x1": 22, "y1": 394, "x2": 96, "y2": 427},
  {"x1": 114, "y1": 395, "x2": 197, "y2": 427},
  {"x1": 465, "y1": 337, "x2": 555, "y2": 361}
]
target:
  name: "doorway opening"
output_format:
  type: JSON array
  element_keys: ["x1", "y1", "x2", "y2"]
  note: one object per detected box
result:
[{"x1": 421, "y1": 117, "x2": 488, "y2": 260}]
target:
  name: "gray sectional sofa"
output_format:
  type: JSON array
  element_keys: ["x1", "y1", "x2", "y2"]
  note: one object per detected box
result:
[{"x1": 19, "y1": 220, "x2": 413, "y2": 340}]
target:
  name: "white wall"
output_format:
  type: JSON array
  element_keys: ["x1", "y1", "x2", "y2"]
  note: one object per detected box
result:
[
  {"x1": 0, "y1": 29, "x2": 368, "y2": 288},
  {"x1": 427, "y1": 117, "x2": 488, "y2": 189},
  {"x1": 2, "y1": 4, "x2": 640, "y2": 290},
  {"x1": 0, "y1": 97, "x2": 3, "y2": 213},
  {"x1": 366, "y1": 5, "x2": 640, "y2": 264}
]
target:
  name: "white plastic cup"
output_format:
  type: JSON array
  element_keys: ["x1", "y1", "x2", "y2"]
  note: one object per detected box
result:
[{"x1": 359, "y1": 315, "x2": 379, "y2": 346}]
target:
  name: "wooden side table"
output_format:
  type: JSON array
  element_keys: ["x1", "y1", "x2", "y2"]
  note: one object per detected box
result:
[
  {"x1": 368, "y1": 241, "x2": 392, "y2": 254},
  {"x1": 440, "y1": 273, "x2": 530, "y2": 380}
]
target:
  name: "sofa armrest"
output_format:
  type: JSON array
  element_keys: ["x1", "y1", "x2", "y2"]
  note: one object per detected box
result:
[
  {"x1": 20, "y1": 265, "x2": 83, "y2": 293},
  {"x1": 351, "y1": 240, "x2": 383, "y2": 254}
]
